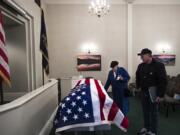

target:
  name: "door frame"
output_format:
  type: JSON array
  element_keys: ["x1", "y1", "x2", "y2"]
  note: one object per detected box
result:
[{"x1": 0, "y1": 2, "x2": 36, "y2": 92}]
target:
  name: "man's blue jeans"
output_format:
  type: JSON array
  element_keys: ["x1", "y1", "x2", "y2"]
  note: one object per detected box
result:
[{"x1": 141, "y1": 92, "x2": 159, "y2": 134}]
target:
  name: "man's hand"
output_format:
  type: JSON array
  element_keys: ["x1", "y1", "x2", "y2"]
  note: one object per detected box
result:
[{"x1": 155, "y1": 97, "x2": 164, "y2": 103}]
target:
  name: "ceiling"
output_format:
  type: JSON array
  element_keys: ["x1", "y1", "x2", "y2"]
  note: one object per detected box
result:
[{"x1": 42, "y1": 0, "x2": 180, "y2": 5}]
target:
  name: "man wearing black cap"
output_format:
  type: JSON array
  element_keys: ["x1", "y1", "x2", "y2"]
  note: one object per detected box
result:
[{"x1": 136, "y1": 48, "x2": 167, "y2": 135}]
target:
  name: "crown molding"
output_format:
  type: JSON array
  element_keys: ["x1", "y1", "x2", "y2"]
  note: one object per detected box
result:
[
  {"x1": 42, "y1": 0, "x2": 180, "y2": 5},
  {"x1": 42, "y1": 0, "x2": 126, "y2": 5},
  {"x1": 134, "y1": 0, "x2": 180, "y2": 5}
]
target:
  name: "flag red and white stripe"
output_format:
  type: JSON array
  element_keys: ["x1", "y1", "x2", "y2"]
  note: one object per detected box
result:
[
  {"x1": 77, "y1": 78, "x2": 129, "y2": 132},
  {"x1": 0, "y1": 11, "x2": 11, "y2": 86}
]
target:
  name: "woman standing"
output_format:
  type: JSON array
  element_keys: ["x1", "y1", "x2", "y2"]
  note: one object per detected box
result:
[{"x1": 105, "y1": 61, "x2": 130, "y2": 115}]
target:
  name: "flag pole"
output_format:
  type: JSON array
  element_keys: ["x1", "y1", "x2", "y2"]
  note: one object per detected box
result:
[
  {"x1": 42, "y1": 58, "x2": 45, "y2": 85},
  {"x1": 0, "y1": 77, "x2": 4, "y2": 104},
  {"x1": 40, "y1": 6, "x2": 44, "y2": 86},
  {"x1": 39, "y1": 3, "x2": 49, "y2": 85}
]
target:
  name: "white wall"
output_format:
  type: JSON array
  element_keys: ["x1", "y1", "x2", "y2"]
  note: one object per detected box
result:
[
  {"x1": 132, "y1": 4, "x2": 180, "y2": 80},
  {"x1": 46, "y1": 4, "x2": 127, "y2": 84}
]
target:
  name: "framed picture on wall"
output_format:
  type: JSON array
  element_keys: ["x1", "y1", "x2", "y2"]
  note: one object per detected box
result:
[
  {"x1": 153, "y1": 54, "x2": 176, "y2": 66},
  {"x1": 77, "y1": 55, "x2": 101, "y2": 71}
]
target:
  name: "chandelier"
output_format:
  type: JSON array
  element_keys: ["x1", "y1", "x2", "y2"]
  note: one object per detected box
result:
[{"x1": 88, "y1": 0, "x2": 110, "y2": 18}]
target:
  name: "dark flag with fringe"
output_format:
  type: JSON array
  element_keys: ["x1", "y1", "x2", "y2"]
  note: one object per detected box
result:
[
  {"x1": 40, "y1": 9, "x2": 49, "y2": 75},
  {"x1": 35, "y1": 0, "x2": 41, "y2": 7}
]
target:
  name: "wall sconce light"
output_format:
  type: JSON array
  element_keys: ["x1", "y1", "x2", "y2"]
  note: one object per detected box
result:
[
  {"x1": 81, "y1": 42, "x2": 98, "y2": 54},
  {"x1": 156, "y1": 42, "x2": 172, "y2": 54}
]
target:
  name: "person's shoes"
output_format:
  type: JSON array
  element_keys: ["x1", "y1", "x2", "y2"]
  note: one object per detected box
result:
[
  {"x1": 137, "y1": 128, "x2": 148, "y2": 135},
  {"x1": 146, "y1": 131, "x2": 156, "y2": 135}
]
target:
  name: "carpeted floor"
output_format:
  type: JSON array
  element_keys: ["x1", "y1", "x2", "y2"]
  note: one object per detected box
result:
[{"x1": 50, "y1": 97, "x2": 180, "y2": 135}]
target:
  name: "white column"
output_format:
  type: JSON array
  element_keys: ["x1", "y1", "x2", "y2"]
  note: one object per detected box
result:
[{"x1": 127, "y1": 2, "x2": 133, "y2": 80}]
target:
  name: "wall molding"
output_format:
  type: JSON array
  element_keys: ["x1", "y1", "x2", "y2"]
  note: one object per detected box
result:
[
  {"x1": 42, "y1": 0, "x2": 180, "y2": 5},
  {"x1": 134, "y1": 0, "x2": 180, "y2": 5},
  {"x1": 42, "y1": 0, "x2": 126, "y2": 5}
]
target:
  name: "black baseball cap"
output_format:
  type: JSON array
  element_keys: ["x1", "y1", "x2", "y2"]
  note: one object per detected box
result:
[{"x1": 138, "y1": 48, "x2": 152, "y2": 56}]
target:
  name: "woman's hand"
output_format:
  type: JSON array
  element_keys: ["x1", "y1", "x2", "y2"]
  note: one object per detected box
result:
[{"x1": 117, "y1": 75, "x2": 124, "y2": 80}]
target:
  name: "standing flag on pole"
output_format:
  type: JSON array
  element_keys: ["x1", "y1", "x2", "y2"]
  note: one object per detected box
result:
[
  {"x1": 40, "y1": 9, "x2": 49, "y2": 75},
  {"x1": 0, "y1": 11, "x2": 11, "y2": 86},
  {"x1": 54, "y1": 78, "x2": 129, "y2": 133},
  {"x1": 35, "y1": 0, "x2": 41, "y2": 7}
]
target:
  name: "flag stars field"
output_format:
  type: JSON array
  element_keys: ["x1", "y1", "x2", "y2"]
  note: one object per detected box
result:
[
  {"x1": 73, "y1": 114, "x2": 78, "y2": 120},
  {"x1": 62, "y1": 116, "x2": 68, "y2": 122},
  {"x1": 66, "y1": 97, "x2": 70, "y2": 101},
  {"x1": 54, "y1": 119, "x2": 58, "y2": 124},
  {"x1": 76, "y1": 96, "x2": 81, "y2": 100},
  {"x1": 84, "y1": 113, "x2": 90, "y2": 119},
  {"x1": 82, "y1": 100, "x2": 87, "y2": 106},
  {"x1": 71, "y1": 101, "x2": 76, "y2": 107},
  {"x1": 71, "y1": 93, "x2": 76, "y2": 96},
  {"x1": 66, "y1": 109, "x2": 72, "y2": 114},
  {"x1": 61, "y1": 103, "x2": 66, "y2": 109},
  {"x1": 78, "y1": 107, "x2": 83, "y2": 113},
  {"x1": 81, "y1": 92, "x2": 86, "y2": 95}
]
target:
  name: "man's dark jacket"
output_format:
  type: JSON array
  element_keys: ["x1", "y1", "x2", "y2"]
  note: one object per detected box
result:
[{"x1": 136, "y1": 59, "x2": 167, "y2": 97}]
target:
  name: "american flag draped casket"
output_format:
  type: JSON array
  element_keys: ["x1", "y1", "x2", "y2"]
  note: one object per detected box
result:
[{"x1": 54, "y1": 78, "x2": 129, "y2": 133}]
